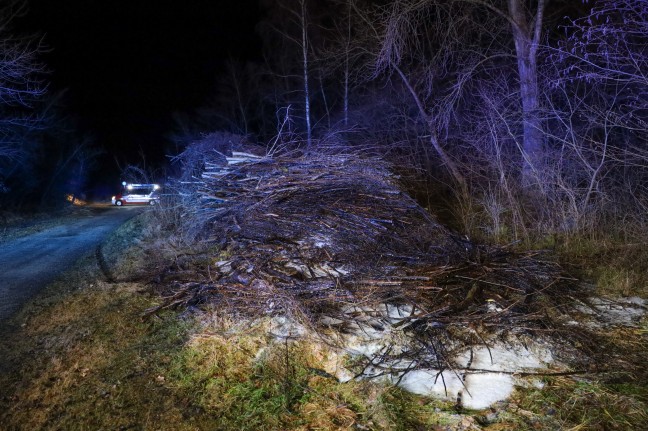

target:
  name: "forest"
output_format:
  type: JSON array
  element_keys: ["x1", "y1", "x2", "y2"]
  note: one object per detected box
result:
[
  {"x1": 167, "y1": 0, "x2": 648, "y2": 246},
  {"x1": 0, "y1": 0, "x2": 646, "y2": 246}
]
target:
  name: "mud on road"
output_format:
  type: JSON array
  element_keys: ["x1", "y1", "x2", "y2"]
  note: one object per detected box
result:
[{"x1": 0, "y1": 206, "x2": 144, "y2": 321}]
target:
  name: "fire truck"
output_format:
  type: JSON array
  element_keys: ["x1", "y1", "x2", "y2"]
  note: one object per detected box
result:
[{"x1": 112, "y1": 182, "x2": 160, "y2": 206}]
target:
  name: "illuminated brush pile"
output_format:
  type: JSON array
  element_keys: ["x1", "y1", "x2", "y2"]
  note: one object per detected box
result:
[
  {"x1": 143, "y1": 144, "x2": 637, "y2": 397},
  {"x1": 152, "y1": 150, "x2": 587, "y2": 342}
]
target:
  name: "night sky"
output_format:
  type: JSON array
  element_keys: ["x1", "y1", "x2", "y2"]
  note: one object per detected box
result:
[{"x1": 19, "y1": 0, "x2": 262, "y2": 189}]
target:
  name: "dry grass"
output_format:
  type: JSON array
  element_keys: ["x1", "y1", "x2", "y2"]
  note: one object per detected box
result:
[
  {"x1": 514, "y1": 376, "x2": 648, "y2": 430},
  {"x1": 558, "y1": 238, "x2": 648, "y2": 298},
  {"x1": 1, "y1": 207, "x2": 646, "y2": 430},
  {"x1": 0, "y1": 213, "x2": 469, "y2": 430},
  {"x1": 0, "y1": 280, "x2": 194, "y2": 430},
  {"x1": 0, "y1": 275, "x2": 469, "y2": 431}
]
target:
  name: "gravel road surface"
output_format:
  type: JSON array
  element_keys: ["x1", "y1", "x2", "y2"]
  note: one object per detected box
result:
[{"x1": 0, "y1": 206, "x2": 143, "y2": 321}]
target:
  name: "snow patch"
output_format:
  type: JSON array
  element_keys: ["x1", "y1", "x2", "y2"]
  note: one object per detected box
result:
[
  {"x1": 268, "y1": 316, "x2": 306, "y2": 338},
  {"x1": 577, "y1": 296, "x2": 647, "y2": 327},
  {"x1": 458, "y1": 343, "x2": 553, "y2": 372},
  {"x1": 261, "y1": 306, "x2": 562, "y2": 410},
  {"x1": 461, "y1": 373, "x2": 514, "y2": 410},
  {"x1": 396, "y1": 370, "x2": 465, "y2": 399},
  {"x1": 386, "y1": 341, "x2": 554, "y2": 409}
]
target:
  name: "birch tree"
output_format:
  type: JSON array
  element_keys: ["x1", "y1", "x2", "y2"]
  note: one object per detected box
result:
[{"x1": 258, "y1": 0, "x2": 315, "y2": 149}]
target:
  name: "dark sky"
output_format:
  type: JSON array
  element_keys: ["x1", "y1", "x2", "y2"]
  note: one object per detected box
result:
[{"x1": 20, "y1": 0, "x2": 262, "y2": 186}]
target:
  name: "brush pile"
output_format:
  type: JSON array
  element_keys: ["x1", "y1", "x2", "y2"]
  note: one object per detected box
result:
[
  {"x1": 144, "y1": 138, "x2": 640, "y2": 406},
  {"x1": 155, "y1": 142, "x2": 585, "y2": 343}
]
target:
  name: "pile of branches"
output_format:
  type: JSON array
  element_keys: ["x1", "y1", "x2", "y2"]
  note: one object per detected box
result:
[{"x1": 152, "y1": 149, "x2": 588, "y2": 340}]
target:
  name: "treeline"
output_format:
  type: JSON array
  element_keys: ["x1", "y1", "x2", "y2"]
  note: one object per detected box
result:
[
  {"x1": 173, "y1": 0, "x2": 648, "y2": 243},
  {"x1": 0, "y1": 0, "x2": 96, "y2": 210}
]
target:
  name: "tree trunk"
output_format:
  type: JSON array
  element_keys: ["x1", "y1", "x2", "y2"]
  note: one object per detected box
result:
[
  {"x1": 300, "y1": 0, "x2": 312, "y2": 149},
  {"x1": 507, "y1": 0, "x2": 545, "y2": 187},
  {"x1": 393, "y1": 63, "x2": 467, "y2": 191},
  {"x1": 343, "y1": 1, "x2": 351, "y2": 127}
]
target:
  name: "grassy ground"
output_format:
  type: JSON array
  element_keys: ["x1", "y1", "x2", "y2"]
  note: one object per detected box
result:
[
  {"x1": 558, "y1": 237, "x2": 648, "y2": 298},
  {"x1": 0, "y1": 214, "x2": 646, "y2": 430}
]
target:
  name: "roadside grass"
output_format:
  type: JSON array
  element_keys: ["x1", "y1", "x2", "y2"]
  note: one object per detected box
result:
[
  {"x1": 0, "y1": 280, "x2": 196, "y2": 430},
  {"x1": 0, "y1": 214, "x2": 199, "y2": 429},
  {"x1": 0, "y1": 213, "x2": 468, "y2": 430},
  {"x1": 1, "y1": 211, "x2": 647, "y2": 430},
  {"x1": 514, "y1": 376, "x2": 648, "y2": 430},
  {"x1": 0, "y1": 210, "x2": 61, "y2": 244},
  {"x1": 557, "y1": 237, "x2": 648, "y2": 298}
]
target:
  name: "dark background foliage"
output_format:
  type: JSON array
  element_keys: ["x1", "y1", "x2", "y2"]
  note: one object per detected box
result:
[{"x1": 1, "y1": 0, "x2": 646, "y2": 245}]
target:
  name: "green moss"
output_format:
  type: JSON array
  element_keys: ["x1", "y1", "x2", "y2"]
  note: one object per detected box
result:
[{"x1": 168, "y1": 336, "x2": 310, "y2": 430}]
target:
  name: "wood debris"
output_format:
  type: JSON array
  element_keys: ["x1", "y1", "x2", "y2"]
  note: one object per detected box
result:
[{"x1": 151, "y1": 144, "x2": 597, "y2": 375}]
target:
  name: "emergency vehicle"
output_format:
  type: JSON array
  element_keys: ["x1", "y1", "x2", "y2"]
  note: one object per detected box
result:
[{"x1": 112, "y1": 182, "x2": 160, "y2": 206}]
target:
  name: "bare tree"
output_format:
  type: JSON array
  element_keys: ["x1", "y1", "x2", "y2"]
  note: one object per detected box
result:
[
  {"x1": 349, "y1": 0, "x2": 474, "y2": 189},
  {"x1": 477, "y1": 0, "x2": 547, "y2": 185},
  {"x1": 558, "y1": 0, "x2": 648, "y2": 158},
  {"x1": 349, "y1": 0, "x2": 554, "y2": 189},
  {"x1": 258, "y1": 0, "x2": 316, "y2": 149},
  {"x1": 561, "y1": 0, "x2": 648, "y2": 88},
  {"x1": 540, "y1": 0, "x2": 648, "y2": 232},
  {"x1": 298, "y1": 0, "x2": 312, "y2": 148},
  {"x1": 0, "y1": 0, "x2": 46, "y2": 179}
]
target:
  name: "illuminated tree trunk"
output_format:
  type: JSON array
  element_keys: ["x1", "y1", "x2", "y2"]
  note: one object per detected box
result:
[
  {"x1": 507, "y1": 0, "x2": 545, "y2": 186},
  {"x1": 343, "y1": 1, "x2": 351, "y2": 127},
  {"x1": 300, "y1": 0, "x2": 312, "y2": 149}
]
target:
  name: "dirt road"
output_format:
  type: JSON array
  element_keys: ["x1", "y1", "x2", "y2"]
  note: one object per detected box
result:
[{"x1": 0, "y1": 206, "x2": 143, "y2": 321}]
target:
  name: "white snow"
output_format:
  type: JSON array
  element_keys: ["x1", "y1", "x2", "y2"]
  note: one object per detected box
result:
[
  {"x1": 267, "y1": 316, "x2": 306, "y2": 338},
  {"x1": 576, "y1": 296, "x2": 647, "y2": 327},
  {"x1": 461, "y1": 373, "x2": 514, "y2": 410},
  {"x1": 386, "y1": 342, "x2": 554, "y2": 409},
  {"x1": 396, "y1": 369, "x2": 465, "y2": 399},
  {"x1": 458, "y1": 343, "x2": 553, "y2": 372},
  {"x1": 259, "y1": 306, "x2": 564, "y2": 410}
]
